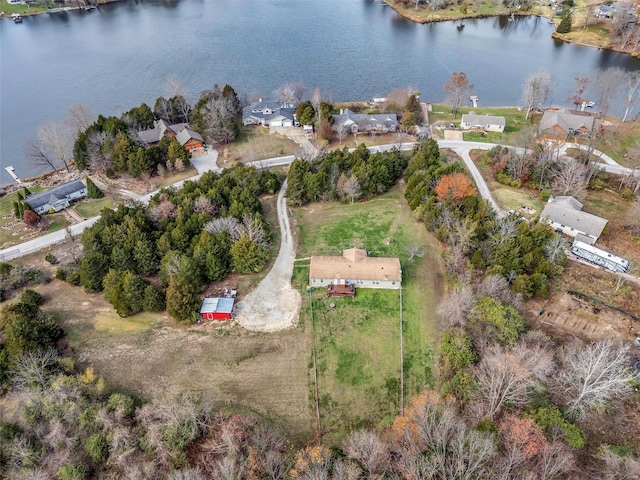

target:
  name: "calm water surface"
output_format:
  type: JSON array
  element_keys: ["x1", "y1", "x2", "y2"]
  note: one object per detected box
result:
[{"x1": 1, "y1": 0, "x2": 639, "y2": 184}]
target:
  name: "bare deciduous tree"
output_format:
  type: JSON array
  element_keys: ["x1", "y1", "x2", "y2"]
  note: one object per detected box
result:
[
  {"x1": 595, "y1": 448, "x2": 640, "y2": 480},
  {"x1": 522, "y1": 71, "x2": 554, "y2": 119},
  {"x1": 444, "y1": 72, "x2": 474, "y2": 118},
  {"x1": 438, "y1": 286, "x2": 475, "y2": 328},
  {"x1": 622, "y1": 71, "x2": 640, "y2": 122},
  {"x1": 344, "y1": 430, "x2": 388, "y2": 478},
  {"x1": 594, "y1": 67, "x2": 626, "y2": 118},
  {"x1": 12, "y1": 348, "x2": 59, "y2": 389},
  {"x1": 274, "y1": 81, "x2": 306, "y2": 105},
  {"x1": 336, "y1": 120, "x2": 350, "y2": 145},
  {"x1": 37, "y1": 120, "x2": 73, "y2": 172},
  {"x1": 477, "y1": 274, "x2": 522, "y2": 308},
  {"x1": 543, "y1": 235, "x2": 565, "y2": 265},
  {"x1": 66, "y1": 103, "x2": 94, "y2": 134},
  {"x1": 550, "y1": 339, "x2": 635, "y2": 419},
  {"x1": 205, "y1": 216, "x2": 240, "y2": 236},
  {"x1": 473, "y1": 344, "x2": 553, "y2": 419},
  {"x1": 551, "y1": 160, "x2": 588, "y2": 199},
  {"x1": 25, "y1": 138, "x2": 60, "y2": 174},
  {"x1": 337, "y1": 173, "x2": 362, "y2": 203},
  {"x1": 405, "y1": 244, "x2": 425, "y2": 261}
]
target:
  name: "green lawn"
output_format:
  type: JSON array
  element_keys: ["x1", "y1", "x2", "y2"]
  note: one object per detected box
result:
[
  {"x1": 0, "y1": 0, "x2": 47, "y2": 15},
  {"x1": 293, "y1": 186, "x2": 443, "y2": 443},
  {"x1": 74, "y1": 198, "x2": 119, "y2": 218}
]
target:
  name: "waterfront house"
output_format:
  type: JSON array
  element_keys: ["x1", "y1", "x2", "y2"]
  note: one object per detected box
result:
[
  {"x1": 332, "y1": 109, "x2": 399, "y2": 134},
  {"x1": 538, "y1": 108, "x2": 600, "y2": 140},
  {"x1": 309, "y1": 248, "x2": 401, "y2": 290},
  {"x1": 460, "y1": 113, "x2": 505, "y2": 133},
  {"x1": 242, "y1": 100, "x2": 295, "y2": 128},
  {"x1": 138, "y1": 120, "x2": 204, "y2": 151},
  {"x1": 23, "y1": 179, "x2": 87, "y2": 215},
  {"x1": 539, "y1": 195, "x2": 608, "y2": 245}
]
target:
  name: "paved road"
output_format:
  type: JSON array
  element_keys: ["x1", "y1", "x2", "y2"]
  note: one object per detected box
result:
[{"x1": 1, "y1": 139, "x2": 637, "y2": 262}]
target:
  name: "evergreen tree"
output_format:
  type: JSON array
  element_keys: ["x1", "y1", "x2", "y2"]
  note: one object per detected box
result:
[
  {"x1": 86, "y1": 177, "x2": 104, "y2": 199},
  {"x1": 166, "y1": 278, "x2": 199, "y2": 323},
  {"x1": 557, "y1": 14, "x2": 572, "y2": 34}
]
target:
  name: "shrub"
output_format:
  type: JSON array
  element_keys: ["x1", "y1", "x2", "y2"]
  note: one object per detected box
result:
[
  {"x1": 57, "y1": 464, "x2": 86, "y2": 480},
  {"x1": 496, "y1": 171, "x2": 521, "y2": 188},
  {"x1": 66, "y1": 270, "x2": 81, "y2": 286},
  {"x1": 540, "y1": 189, "x2": 551, "y2": 201},
  {"x1": 85, "y1": 432, "x2": 109, "y2": 462},
  {"x1": 588, "y1": 177, "x2": 607, "y2": 191},
  {"x1": 45, "y1": 253, "x2": 58, "y2": 264},
  {"x1": 20, "y1": 288, "x2": 44, "y2": 306},
  {"x1": 620, "y1": 188, "x2": 634, "y2": 201},
  {"x1": 23, "y1": 209, "x2": 40, "y2": 227},
  {"x1": 56, "y1": 268, "x2": 68, "y2": 281}
]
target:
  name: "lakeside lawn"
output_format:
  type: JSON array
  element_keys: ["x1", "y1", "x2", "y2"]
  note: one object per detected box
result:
[
  {"x1": 292, "y1": 185, "x2": 443, "y2": 443},
  {"x1": 429, "y1": 104, "x2": 534, "y2": 144},
  {"x1": 74, "y1": 197, "x2": 119, "y2": 218},
  {"x1": 217, "y1": 126, "x2": 299, "y2": 168}
]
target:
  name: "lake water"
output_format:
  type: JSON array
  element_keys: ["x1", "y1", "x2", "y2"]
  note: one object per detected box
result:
[{"x1": 1, "y1": 0, "x2": 639, "y2": 185}]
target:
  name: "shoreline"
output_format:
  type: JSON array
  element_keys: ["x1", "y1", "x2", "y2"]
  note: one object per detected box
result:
[
  {"x1": 385, "y1": 2, "x2": 639, "y2": 58},
  {"x1": 0, "y1": 0, "x2": 125, "y2": 19}
]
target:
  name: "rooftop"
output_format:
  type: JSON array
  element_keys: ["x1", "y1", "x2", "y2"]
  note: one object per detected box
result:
[{"x1": 309, "y1": 248, "x2": 401, "y2": 282}]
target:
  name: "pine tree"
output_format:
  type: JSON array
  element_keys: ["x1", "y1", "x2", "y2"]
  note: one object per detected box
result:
[
  {"x1": 557, "y1": 14, "x2": 572, "y2": 34},
  {"x1": 86, "y1": 177, "x2": 104, "y2": 199}
]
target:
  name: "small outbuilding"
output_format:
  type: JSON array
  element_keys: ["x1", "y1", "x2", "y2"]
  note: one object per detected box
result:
[{"x1": 200, "y1": 297, "x2": 235, "y2": 321}]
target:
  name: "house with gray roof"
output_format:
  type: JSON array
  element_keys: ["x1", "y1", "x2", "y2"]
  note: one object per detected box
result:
[
  {"x1": 539, "y1": 108, "x2": 600, "y2": 140},
  {"x1": 539, "y1": 195, "x2": 608, "y2": 245},
  {"x1": 23, "y1": 179, "x2": 87, "y2": 215},
  {"x1": 332, "y1": 109, "x2": 398, "y2": 134},
  {"x1": 242, "y1": 100, "x2": 295, "y2": 128},
  {"x1": 461, "y1": 113, "x2": 505, "y2": 132}
]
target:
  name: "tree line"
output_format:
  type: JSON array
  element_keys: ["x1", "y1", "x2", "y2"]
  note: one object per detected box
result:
[
  {"x1": 285, "y1": 145, "x2": 408, "y2": 206},
  {"x1": 63, "y1": 165, "x2": 280, "y2": 322}
]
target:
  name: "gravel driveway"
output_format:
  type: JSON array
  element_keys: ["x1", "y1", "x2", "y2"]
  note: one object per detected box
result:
[{"x1": 234, "y1": 179, "x2": 302, "y2": 331}]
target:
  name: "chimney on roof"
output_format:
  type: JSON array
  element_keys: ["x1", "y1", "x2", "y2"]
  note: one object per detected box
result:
[{"x1": 340, "y1": 109, "x2": 344, "y2": 115}]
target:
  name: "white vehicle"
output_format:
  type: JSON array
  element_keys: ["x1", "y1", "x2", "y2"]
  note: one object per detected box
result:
[{"x1": 571, "y1": 240, "x2": 630, "y2": 273}]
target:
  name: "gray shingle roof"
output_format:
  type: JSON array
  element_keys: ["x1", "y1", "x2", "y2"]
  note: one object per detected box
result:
[
  {"x1": 332, "y1": 109, "x2": 398, "y2": 129},
  {"x1": 24, "y1": 179, "x2": 86, "y2": 210},
  {"x1": 540, "y1": 196, "x2": 607, "y2": 239},
  {"x1": 176, "y1": 127, "x2": 203, "y2": 146},
  {"x1": 539, "y1": 109, "x2": 598, "y2": 135},
  {"x1": 461, "y1": 114, "x2": 505, "y2": 127}
]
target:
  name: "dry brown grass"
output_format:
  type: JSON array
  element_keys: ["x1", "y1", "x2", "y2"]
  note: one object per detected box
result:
[{"x1": 217, "y1": 127, "x2": 299, "y2": 168}]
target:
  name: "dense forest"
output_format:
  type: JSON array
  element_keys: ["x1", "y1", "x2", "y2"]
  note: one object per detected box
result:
[
  {"x1": 60, "y1": 165, "x2": 280, "y2": 322},
  {"x1": 285, "y1": 145, "x2": 408, "y2": 206}
]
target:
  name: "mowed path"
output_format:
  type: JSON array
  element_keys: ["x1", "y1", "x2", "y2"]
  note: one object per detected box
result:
[{"x1": 234, "y1": 179, "x2": 302, "y2": 331}]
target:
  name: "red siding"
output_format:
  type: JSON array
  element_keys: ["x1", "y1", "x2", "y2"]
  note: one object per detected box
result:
[{"x1": 213, "y1": 311, "x2": 231, "y2": 320}]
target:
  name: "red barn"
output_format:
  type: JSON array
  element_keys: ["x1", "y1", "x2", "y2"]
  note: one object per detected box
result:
[{"x1": 200, "y1": 297, "x2": 235, "y2": 321}]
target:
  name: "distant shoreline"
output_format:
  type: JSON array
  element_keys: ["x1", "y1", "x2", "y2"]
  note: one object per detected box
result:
[{"x1": 385, "y1": 1, "x2": 639, "y2": 58}]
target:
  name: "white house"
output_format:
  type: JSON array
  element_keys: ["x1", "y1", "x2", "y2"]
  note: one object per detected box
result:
[
  {"x1": 23, "y1": 179, "x2": 87, "y2": 215},
  {"x1": 242, "y1": 100, "x2": 295, "y2": 128},
  {"x1": 460, "y1": 114, "x2": 505, "y2": 133},
  {"x1": 309, "y1": 248, "x2": 402, "y2": 290},
  {"x1": 540, "y1": 196, "x2": 608, "y2": 245}
]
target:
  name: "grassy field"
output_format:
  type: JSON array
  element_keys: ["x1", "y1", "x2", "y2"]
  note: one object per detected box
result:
[
  {"x1": 0, "y1": 0, "x2": 47, "y2": 15},
  {"x1": 470, "y1": 150, "x2": 545, "y2": 217},
  {"x1": 74, "y1": 197, "x2": 119, "y2": 218},
  {"x1": 217, "y1": 126, "x2": 299, "y2": 167},
  {"x1": 429, "y1": 104, "x2": 533, "y2": 144},
  {"x1": 292, "y1": 186, "x2": 443, "y2": 443}
]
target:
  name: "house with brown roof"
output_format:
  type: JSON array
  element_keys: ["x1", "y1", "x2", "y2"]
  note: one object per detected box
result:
[
  {"x1": 138, "y1": 120, "x2": 204, "y2": 151},
  {"x1": 309, "y1": 248, "x2": 401, "y2": 290},
  {"x1": 538, "y1": 108, "x2": 600, "y2": 140}
]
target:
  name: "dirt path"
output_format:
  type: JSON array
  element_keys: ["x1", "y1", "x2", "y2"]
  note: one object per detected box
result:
[{"x1": 234, "y1": 179, "x2": 302, "y2": 331}]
